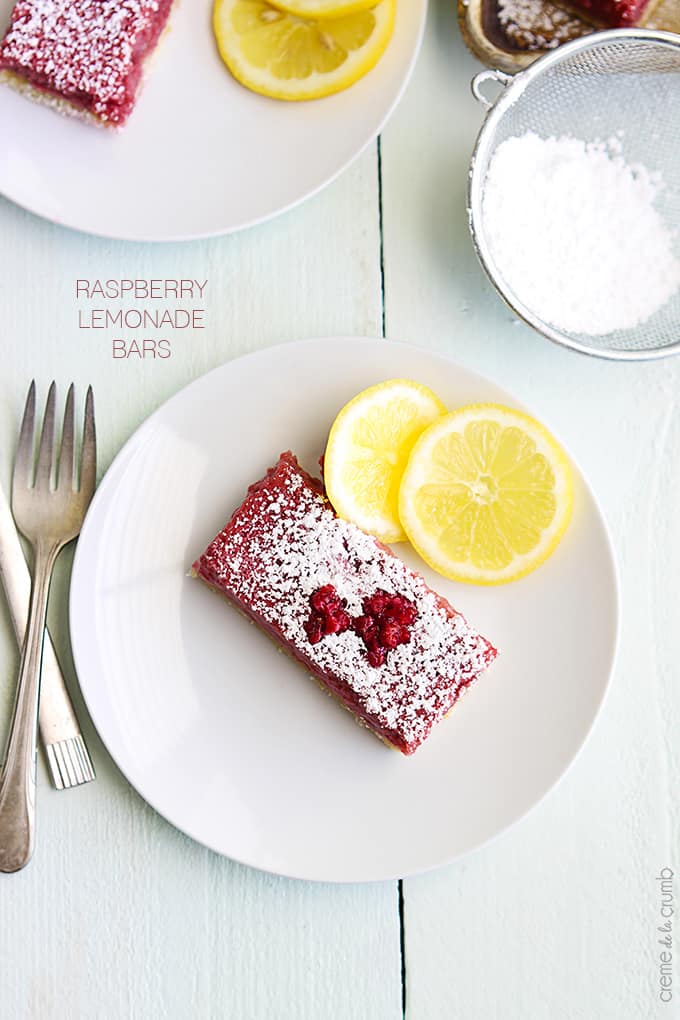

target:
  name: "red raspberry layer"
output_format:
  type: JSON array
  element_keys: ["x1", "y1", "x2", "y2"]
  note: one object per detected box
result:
[{"x1": 563, "y1": 0, "x2": 650, "y2": 26}]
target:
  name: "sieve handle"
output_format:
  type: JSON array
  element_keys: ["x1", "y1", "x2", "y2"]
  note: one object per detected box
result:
[{"x1": 471, "y1": 69, "x2": 513, "y2": 110}]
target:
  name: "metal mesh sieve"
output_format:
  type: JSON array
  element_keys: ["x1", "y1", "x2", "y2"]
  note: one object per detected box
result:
[{"x1": 467, "y1": 30, "x2": 680, "y2": 360}]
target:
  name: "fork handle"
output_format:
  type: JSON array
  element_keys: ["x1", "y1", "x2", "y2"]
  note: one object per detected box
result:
[{"x1": 0, "y1": 542, "x2": 58, "y2": 872}]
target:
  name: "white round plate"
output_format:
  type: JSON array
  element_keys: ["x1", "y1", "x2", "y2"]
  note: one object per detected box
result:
[
  {"x1": 70, "y1": 338, "x2": 619, "y2": 882},
  {"x1": 0, "y1": 1, "x2": 426, "y2": 241}
]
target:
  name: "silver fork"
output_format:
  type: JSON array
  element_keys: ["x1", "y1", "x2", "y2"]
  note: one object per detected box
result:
[
  {"x1": 0, "y1": 382, "x2": 96, "y2": 873},
  {"x1": 0, "y1": 484, "x2": 96, "y2": 789}
]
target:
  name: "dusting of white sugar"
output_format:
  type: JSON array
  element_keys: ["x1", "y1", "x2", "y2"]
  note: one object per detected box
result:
[{"x1": 482, "y1": 132, "x2": 680, "y2": 336}]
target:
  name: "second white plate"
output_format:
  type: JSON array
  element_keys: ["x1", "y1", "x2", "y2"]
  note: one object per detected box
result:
[
  {"x1": 70, "y1": 338, "x2": 619, "y2": 881},
  {"x1": 0, "y1": 1, "x2": 426, "y2": 240}
]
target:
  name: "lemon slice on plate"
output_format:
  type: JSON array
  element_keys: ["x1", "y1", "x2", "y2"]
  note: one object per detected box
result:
[
  {"x1": 398, "y1": 404, "x2": 573, "y2": 584},
  {"x1": 324, "y1": 380, "x2": 446, "y2": 543},
  {"x1": 269, "y1": 0, "x2": 376, "y2": 16},
  {"x1": 213, "y1": 0, "x2": 396, "y2": 101}
]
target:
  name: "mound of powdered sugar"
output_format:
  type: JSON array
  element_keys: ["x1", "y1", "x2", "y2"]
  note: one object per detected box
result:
[{"x1": 482, "y1": 132, "x2": 680, "y2": 336}]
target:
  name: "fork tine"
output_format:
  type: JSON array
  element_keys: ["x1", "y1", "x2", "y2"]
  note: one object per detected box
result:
[
  {"x1": 35, "y1": 382, "x2": 57, "y2": 490},
  {"x1": 59, "y1": 384, "x2": 75, "y2": 490},
  {"x1": 79, "y1": 386, "x2": 96, "y2": 497},
  {"x1": 13, "y1": 380, "x2": 36, "y2": 491}
]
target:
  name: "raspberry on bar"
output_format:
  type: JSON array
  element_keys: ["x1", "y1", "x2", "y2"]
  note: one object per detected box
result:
[
  {"x1": 192, "y1": 452, "x2": 497, "y2": 756},
  {"x1": 0, "y1": 0, "x2": 175, "y2": 127},
  {"x1": 557, "y1": 0, "x2": 653, "y2": 26}
]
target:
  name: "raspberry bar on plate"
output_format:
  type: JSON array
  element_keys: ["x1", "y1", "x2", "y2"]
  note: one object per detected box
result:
[
  {"x1": 557, "y1": 0, "x2": 654, "y2": 26},
  {"x1": 0, "y1": 0, "x2": 175, "y2": 127},
  {"x1": 192, "y1": 453, "x2": 497, "y2": 755}
]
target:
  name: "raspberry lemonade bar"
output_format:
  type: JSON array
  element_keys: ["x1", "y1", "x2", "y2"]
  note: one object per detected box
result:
[
  {"x1": 192, "y1": 453, "x2": 497, "y2": 755},
  {"x1": 0, "y1": 0, "x2": 175, "y2": 126},
  {"x1": 557, "y1": 0, "x2": 655, "y2": 26}
]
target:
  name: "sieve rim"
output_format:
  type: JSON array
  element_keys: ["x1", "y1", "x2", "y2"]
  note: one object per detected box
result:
[{"x1": 467, "y1": 28, "x2": 680, "y2": 362}]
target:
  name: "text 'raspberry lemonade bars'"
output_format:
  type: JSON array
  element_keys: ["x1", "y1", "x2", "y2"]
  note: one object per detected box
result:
[
  {"x1": 192, "y1": 453, "x2": 497, "y2": 755},
  {"x1": 0, "y1": 0, "x2": 175, "y2": 127}
]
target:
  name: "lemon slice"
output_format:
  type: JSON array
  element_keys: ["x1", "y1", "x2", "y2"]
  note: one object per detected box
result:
[
  {"x1": 398, "y1": 404, "x2": 573, "y2": 584},
  {"x1": 269, "y1": 0, "x2": 376, "y2": 16},
  {"x1": 213, "y1": 0, "x2": 395, "y2": 101},
  {"x1": 324, "y1": 380, "x2": 446, "y2": 543}
]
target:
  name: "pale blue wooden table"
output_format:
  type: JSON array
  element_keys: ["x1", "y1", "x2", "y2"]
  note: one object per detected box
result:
[{"x1": 1, "y1": 4, "x2": 678, "y2": 1018}]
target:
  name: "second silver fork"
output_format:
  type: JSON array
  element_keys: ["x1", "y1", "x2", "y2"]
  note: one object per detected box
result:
[{"x1": 0, "y1": 382, "x2": 96, "y2": 873}]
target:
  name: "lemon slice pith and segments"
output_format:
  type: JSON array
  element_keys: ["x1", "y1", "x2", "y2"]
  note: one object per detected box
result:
[
  {"x1": 324, "y1": 380, "x2": 447, "y2": 544},
  {"x1": 213, "y1": 0, "x2": 396, "y2": 102},
  {"x1": 269, "y1": 0, "x2": 377, "y2": 17},
  {"x1": 398, "y1": 404, "x2": 573, "y2": 585}
]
